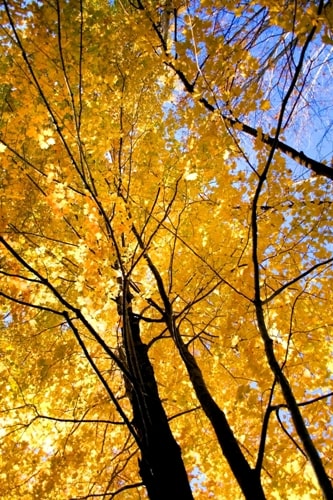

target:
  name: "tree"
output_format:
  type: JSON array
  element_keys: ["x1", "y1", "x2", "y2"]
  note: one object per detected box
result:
[{"x1": 1, "y1": 0, "x2": 333, "y2": 498}]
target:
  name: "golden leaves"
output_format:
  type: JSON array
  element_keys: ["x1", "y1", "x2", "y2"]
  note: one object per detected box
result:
[
  {"x1": 38, "y1": 128, "x2": 56, "y2": 150},
  {"x1": 0, "y1": 0, "x2": 332, "y2": 498}
]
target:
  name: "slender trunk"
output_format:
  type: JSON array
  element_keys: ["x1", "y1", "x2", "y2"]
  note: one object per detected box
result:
[
  {"x1": 255, "y1": 305, "x2": 333, "y2": 500},
  {"x1": 171, "y1": 320, "x2": 266, "y2": 500}
]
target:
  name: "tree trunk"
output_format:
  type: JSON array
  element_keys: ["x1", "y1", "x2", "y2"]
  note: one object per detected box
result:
[
  {"x1": 121, "y1": 304, "x2": 194, "y2": 500},
  {"x1": 171, "y1": 320, "x2": 267, "y2": 500}
]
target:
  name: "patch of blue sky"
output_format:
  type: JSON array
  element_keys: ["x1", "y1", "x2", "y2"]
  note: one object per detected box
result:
[
  {"x1": 2, "y1": 311, "x2": 12, "y2": 327},
  {"x1": 190, "y1": 466, "x2": 211, "y2": 495}
]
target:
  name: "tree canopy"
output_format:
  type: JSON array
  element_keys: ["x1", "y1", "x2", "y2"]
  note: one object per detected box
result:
[{"x1": 1, "y1": 0, "x2": 333, "y2": 498}]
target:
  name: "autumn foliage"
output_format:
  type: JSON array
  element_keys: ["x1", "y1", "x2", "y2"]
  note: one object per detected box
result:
[{"x1": 1, "y1": 0, "x2": 333, "y2": 498}]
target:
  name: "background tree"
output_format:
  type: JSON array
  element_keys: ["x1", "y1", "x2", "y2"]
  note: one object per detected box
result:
[{"x1": 1, "y1": 0, "x2": 333, "y2": 498}]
